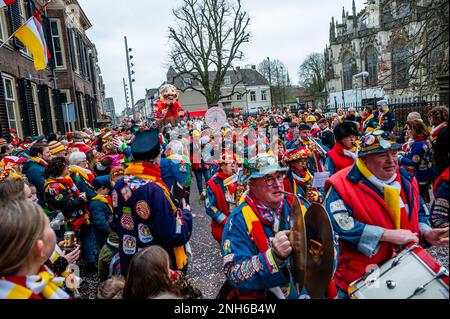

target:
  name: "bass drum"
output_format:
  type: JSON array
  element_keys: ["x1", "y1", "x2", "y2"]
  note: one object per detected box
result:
[{"x1": 348, "y1": 244, "x2": 449, "y2": 299}]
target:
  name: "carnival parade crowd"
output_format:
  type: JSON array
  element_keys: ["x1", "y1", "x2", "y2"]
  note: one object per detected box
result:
[{"x1": 0, "y1": 84, "x2": 448, "y2": 300}]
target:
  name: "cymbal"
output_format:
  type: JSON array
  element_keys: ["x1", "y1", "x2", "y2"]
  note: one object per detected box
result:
[
  {"x1": 304, "y1": 203, "x2": 335, "y2": 299},
  {"x1": 289, "y1": 197, "x2": 307, "y2": 294}
]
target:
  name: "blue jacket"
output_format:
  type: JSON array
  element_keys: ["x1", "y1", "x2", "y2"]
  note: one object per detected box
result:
[
  {"x1": 380, "y1": 110, "x2": 396, "y2": 132},
  {"x1": 88, "y1": 199, "x2": 112, "y2": 234},
  {"x1": 399, "y1": 139, "x2": 434, "y2": 184},
  {"x1": 113, "y1": 175, "x2": 192, "y2": 276},
  {"x1": 160, "y1": 157, "x2": 189, "y2": 190},
  {"x1": 22, "y1": 159, "x2": 46, "y2": 205}
]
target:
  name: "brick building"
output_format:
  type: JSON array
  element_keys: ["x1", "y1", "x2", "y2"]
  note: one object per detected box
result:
[{"x1": 0, "y1": 0, "x2": 104, "y2": 140}]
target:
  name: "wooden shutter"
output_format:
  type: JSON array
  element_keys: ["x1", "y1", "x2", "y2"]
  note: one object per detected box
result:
[
  {"x1": 0, "y1": 74, "x2": 11, "y2": 141},
  {"x1": 38, "y1": 84, "x2": 53, "y2": 136},
  {"x1": 17, "y1": 78, "x2": 38, "y2": 137},
  {"x1": 7, "y1": 0, "x2": 25, "y2": 49},
  {"x1": 75, "y1": 91, "x2": 85, "y2": 130},
  {"x1": 52, "y1": 89, "x2": 65, "y2": 133},
  {"x1": 67, "y1": 28, "x2": 76, "y2": 72}
]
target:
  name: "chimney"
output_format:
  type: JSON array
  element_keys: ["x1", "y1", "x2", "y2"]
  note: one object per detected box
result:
[
  {"x1": 251, "y1": 65, "x2": 256, "y2": 70},
  {"x1": 236, "y1": 66, "x2": 241, "y2": 72}
]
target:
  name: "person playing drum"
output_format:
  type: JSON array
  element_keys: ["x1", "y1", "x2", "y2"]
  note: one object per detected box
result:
[{"x1": 325, "y1": 130, "x2": 449, "y2": 299}]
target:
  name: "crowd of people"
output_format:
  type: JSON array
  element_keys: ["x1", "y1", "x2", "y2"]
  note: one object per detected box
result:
[{"x1": 0, "y1": 84, "x2": 448, "y2": 299}]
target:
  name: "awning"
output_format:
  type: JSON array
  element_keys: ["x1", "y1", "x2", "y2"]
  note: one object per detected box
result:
[{"x1": 188, "y1": 110, "x2": 207, "y2": 117}]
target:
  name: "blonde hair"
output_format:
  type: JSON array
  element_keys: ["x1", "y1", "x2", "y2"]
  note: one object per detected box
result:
[{"x1": 0, "y1": 200, "x2": 47, "y2": 276}]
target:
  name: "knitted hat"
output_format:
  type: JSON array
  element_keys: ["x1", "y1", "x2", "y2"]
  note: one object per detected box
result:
[
  {"x1": 48, "y1": 141, "x2": 66, "y2": 155},
  {"x1": 334, "y1": 122, "x2": 361, "y2": 141}
]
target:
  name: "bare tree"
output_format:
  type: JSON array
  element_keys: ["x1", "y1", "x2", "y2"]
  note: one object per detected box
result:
[
  {"x1": 373, "y1": 0, "x2": 448, "y2": 96},
  {"x1": 168, "y1": 0, "x2": 250, "y2": 108},
  {"x1": 298, "y1": 53, "x2": 327, "y2": 107}
]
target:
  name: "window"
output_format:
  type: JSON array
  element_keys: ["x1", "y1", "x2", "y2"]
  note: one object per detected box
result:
[
  {"x1": 70, "y1": 30, "x2": 80, "y2": 73},
  {"x1": 2, "y1": 76, "x2": 20, "y2": 134},
  {"x1": 261, "y1": 90, "x2": 267, "y2": 101},
  {"x1": 237, "y1": 94, "x2": 242, "y2": 101},
  {"x1": 365, "y1": 46, "x2": 378, "y2": 86},
  {"x1": 224, "y1": 76, "x2": 231, "y2": 85},
  {"x1": 50, "y1": 20, "x2": 65, "y2": 68},
  {"x1": 183, "y1": 77, "x2": 192, "y2": 86},
  {"x1": 342, "y1": 53, "x2": 353, "y2": 91},
  {"x1": 391, "y1": 43, "x2": 409, "y2": 88},
  {"x1": 226, "y1": 94, "x2": 232, "y2": 101},
  {"x1": 250, "y1": 91, "x2": 256, "y2": 102},
  {"x1": 428, "y1": 31, "x2": 445, "y2": 81},
  {"x1": 31, "y1": 83, "x2": 43, "y2": 135}
]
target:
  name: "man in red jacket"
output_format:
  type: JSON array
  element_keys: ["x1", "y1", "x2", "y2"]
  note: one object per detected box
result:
[
  {"x1": 326, "y1": 122, "x2": 360, "y2": 176},
  {"x1": 325, "y1": 130, "x2": 448, "y2": 299}
]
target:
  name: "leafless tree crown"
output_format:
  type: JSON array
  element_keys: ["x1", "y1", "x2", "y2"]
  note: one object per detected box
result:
[{"x1": 168, "y1": 0, "x2": 251, "y2": 108}]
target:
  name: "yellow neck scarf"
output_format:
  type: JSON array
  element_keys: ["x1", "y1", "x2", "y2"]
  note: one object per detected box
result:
[{"x1": 356, "y1": 159, "x2": 401, "y2": 229}]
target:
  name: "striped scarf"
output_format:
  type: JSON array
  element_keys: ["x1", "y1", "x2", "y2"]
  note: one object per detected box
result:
[
  {"x1": 69, "y1": 165, "x2": 95, "y2": 186},
  {"x1": 46, "y1": 176, "x2": 81, "y2": 197},
  {"x1": 356, "y1": 159, "x2": 408, "y2": 229},
  {"x1": 92, "y1": 194, "x2": 113, "y2": 212},
  {"x1": 0, "y1": 266, "x2": 70, "y2": 299},
  {"x1": 30, "y1": 157, "x2": 48, "y2": 167}
]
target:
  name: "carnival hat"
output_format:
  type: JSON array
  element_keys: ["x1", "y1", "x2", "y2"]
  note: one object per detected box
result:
[
  {"x1": 305, "y1": 115, "x2": 317, "y2": 123},
  {"x1": 220, "y1": 150, "x2": 239, "y2": 164},
  {"x1": 284, "y1": 146, "x2": 311, "y2": 163},
  {"x1": 334, "y1": 121, "x2": 361, "y2": 141},
  {"x1": 48, "y1": 141, "x2": 66, "y2": 155},
  {"x1": 246, "y1": 153, "x2": 288, "y2": 181},
  {"x1": 131, "y1": 129, "x2": 161, "y2": 161},
  {"x1": 358, "y1": 130, "x2": 402, "y2": 157}
]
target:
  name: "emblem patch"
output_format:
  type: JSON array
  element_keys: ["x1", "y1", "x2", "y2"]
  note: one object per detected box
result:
[
  {"x1": 333, "y1": 212, "x2": 355, "y2": 231},
  {"x1": 123, "y1": 235, "x2": 136, "y2": 255},
  {"x1": 135, "y1": 200, "x2": 151, "y2": 220},
  {"x1": 138, "y1": 224, "x2": 153, "y2": 244},
  {"x1": 329, "y1": 200, "x2": 346, "y2": 214},
  {"x1": 121, "y1": 186, "x2": 132, "y2": 202},
  {"x1": 120, "y1": 207, "x2": 135, "y2": 231},
  {"x1": 223, "y1": 239, "x2": 231, "y2": 254}
]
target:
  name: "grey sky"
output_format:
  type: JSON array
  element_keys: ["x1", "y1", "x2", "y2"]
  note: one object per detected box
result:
[{"x1": 78, "y1": 0, "x2": 365, "y2": 113}]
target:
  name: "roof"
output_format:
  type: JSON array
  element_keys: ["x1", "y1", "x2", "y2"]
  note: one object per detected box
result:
[{"x1": 168, "y1": 67, "x2": 269, "y2": 90}]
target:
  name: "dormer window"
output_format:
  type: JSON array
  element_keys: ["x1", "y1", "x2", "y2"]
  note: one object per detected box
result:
[{"x1": 224, "y1": 76, "x2": 231, "y2": 85}]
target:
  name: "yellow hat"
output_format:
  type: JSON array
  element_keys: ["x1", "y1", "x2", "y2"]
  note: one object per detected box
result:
[{"x1": 306, "y1": 115, "x2": 317, "y2": 123}]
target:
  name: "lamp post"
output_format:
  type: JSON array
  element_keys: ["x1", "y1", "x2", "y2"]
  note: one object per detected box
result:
[
  {"x1": 124, "y1": 36, "x2": 136, "y2": 121},
  {"x1": 354, "y1": 71, "x2": 369, "y2": 108},
  {"x1": 123, "y1": 77, "x2": 130, "y2": 118}
]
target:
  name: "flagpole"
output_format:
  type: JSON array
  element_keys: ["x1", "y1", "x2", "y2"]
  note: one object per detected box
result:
[{"x1": 0, "y1": 0, "x2": 51, "y2": 49}]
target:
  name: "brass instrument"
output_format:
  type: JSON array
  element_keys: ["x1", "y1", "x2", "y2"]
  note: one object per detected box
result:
[
  {"x1": 306, "y1": 175, "x2": 315, "y2": 204},
  {"x1": 307, "y1": 136, "x2": 327, "y2": 158}
]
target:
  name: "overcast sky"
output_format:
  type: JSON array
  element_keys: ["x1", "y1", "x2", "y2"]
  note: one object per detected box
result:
[{"x1": 78, "y1": 0, "x2": 365, "y2": 113}]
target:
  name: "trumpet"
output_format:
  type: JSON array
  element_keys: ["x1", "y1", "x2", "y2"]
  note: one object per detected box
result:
[{"x1": 307, "y1": 136, "x2": 327, "y2": 158}]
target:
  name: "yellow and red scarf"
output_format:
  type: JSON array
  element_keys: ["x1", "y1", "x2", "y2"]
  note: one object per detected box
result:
[
  {"x1": 30, "y1": 157, "x2": 48, "y2": 168},
  {"x1": 0, "y1": 266, "x2": 70, "y2": 299},
  {"x1": 69, "y1": 165, "x2": 95, "y2": 186}
]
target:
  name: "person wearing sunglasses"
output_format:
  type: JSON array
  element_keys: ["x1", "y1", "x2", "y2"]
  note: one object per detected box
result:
[
  {"x1": 220, "y1": 153, "x2": 314, "y2": 299},
  {"x1": 325, "y1": 130, "x2": 448, "y2": 299}
]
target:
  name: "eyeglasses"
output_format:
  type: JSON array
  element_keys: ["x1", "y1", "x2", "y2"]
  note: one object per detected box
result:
[{"x1": 263, "y1": 173, "x2": 286, "y2": 187}]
